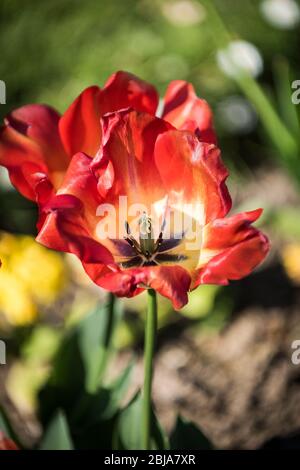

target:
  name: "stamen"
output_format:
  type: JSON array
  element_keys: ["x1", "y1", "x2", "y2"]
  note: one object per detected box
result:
[{"x1": 115, "y1": 219, "x2": 188, "y2": 269}]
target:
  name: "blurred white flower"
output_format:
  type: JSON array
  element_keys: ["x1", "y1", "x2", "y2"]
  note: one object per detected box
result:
[
  {"x1": 217, "y1": 40, "x2": 264, "y2": 79},
  {"x1": 260, "y1": 0, "x2": 300, "y2": 30},
  {"x1": 162, "y1": 0, "x2": 206, "y2": 26},
  {"x1": 217, "y1": 96, "x2": 257, "y2": 134}
]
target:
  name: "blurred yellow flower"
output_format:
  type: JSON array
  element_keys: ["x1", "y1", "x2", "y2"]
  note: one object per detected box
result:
[
  {"x1": 0, "y1": 270, "x2": 37, "y2": 326},
  {"x1": 0, "y1": 232, "x2": 68, "y2": 326},
  {"x1": 6, "y1": 360, "x2": 49, "y2": 414},
  {"x1": 10, "y1": 236, "x2": 67, "y2": 303},
  {"x1": 281, "y1": 243, "x2": 300, "y2": 284}
]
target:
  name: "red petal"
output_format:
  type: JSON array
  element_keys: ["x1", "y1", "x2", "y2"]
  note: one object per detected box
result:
[
  {"x1": 97, "y1": 265, "x2": 191, "y2": 309},
  {"x1": 0, "y1": 104, "x2": 68, "y2": 201},
  {"x1": 37, "y1": 206, "x2": 114, "y2": 265},
  {"x1": 59, "y1": 71, "x2": 159, "y2": 158},
  {"x1": 59, "y1": 86, "x2": 103, "y2": 157},
  {"x1": 37, "y1": 152, "x2": 114, "y2": 265},
  {"x1": 102, "y1": 70, "x2": 159, "y2": 115},
  {"x1": 154, "y1": 129, "x2": 231, "y2": 224},
  {"x1": 162, "y1": 81, "x2": 216, "y2": 144},
  {"x1": 92, "y1": 109, "x2": 172, "y2": 207},
  {"x1": 195, "y1": 209, "x2": 270, "y2": 286}
]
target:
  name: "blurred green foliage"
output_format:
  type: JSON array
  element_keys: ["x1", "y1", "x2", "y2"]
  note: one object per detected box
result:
[
  {"x1": 1, "y1": 0, "x2": 300, "y2": 449},
  {"x1": 0, "y1": 0, "x2": 299, "y2": 118},
  {"x1": 0, "y1": 0, "x2": 299, "y2": 330},
  {"x1": 0, "y1": 0, "x2": 299, "y2": 360},
  {"x1": 1, "y1": 0, "x2": 300, "y2": 235},
  {"x1": 1, "y1": 299, "x2": 216, "y2": 449}
]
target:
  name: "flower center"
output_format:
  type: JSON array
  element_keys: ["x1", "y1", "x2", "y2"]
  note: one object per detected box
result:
[{"x1": 111, "y1": 212, "x2": 188, "y2": 268}]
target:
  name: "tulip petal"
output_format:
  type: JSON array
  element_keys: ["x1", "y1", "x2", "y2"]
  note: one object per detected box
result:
[
  {"x1": 102, "y1": 70, "x2": 159, "y2": 115},
  {"x1": 162, "y1": 81, "x2": 216, "y2": 144},
  {"x1": 59, "y1": 86, "x2": 103, "y2": 158},
  {"x1": 0, "y1": 104, "x2": 68, "y2": 201},
  {"x1": 37, "y1": 204, "x2": 114, "y2": 265},
  {"x1": 154, "y1": 129, "x2": 231, "y2": 225},
  {"x1": 59, "y1": 71, "x2": 159, "y2": 158},
  {"x1": 195, "y1": 209, "x2": 269, "y2": 287},
  {"x1": 92, "y1": 109, "x2": 173, "y2": 209},
  {"x1": 37, "y1": 153, "x2": 114, "y2": 265},
  {"x1": 97, "y1": 265, "x2": 191, "y2": 309}
]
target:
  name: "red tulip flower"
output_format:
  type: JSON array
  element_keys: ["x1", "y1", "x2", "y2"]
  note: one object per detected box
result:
[{"x1": 0, "y1": 71, "x2": 269, "y2": 309}]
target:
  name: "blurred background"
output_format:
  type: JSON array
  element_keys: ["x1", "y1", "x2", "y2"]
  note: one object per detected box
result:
[{"x1": 1, "y1": 0, "x2": 300, "y2": 449}]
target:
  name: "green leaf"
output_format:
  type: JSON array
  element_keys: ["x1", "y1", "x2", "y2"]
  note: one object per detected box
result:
[
  {"x1": 64, "y1": 361, "x2": 135, "y2": 449},
  {"x1": 114, "y1": 392, "x2": 169, "y2": 450},
  {"x1": 170, "y1": 415, "x2": 213, "y2": 450},
  {"x1": 70, "y1": 359, "x2": 135, "y2": 424},
  {"x1": 101, "y1": 360, "x2": 135, "y2": 420},
  {"x1": 40, "y1": 410, "x2": 73, "y2": 450},
  {"x1": 39, "y1": 296, "x2": 122, "y2": 425},
  {"x1": 78, "y1": 295, "x2": 122, "y2": 392}
]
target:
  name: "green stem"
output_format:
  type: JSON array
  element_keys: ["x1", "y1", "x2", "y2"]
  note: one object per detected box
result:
[{"x1": 142, "y1": 289, "x2": 157, "y2": 450}]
